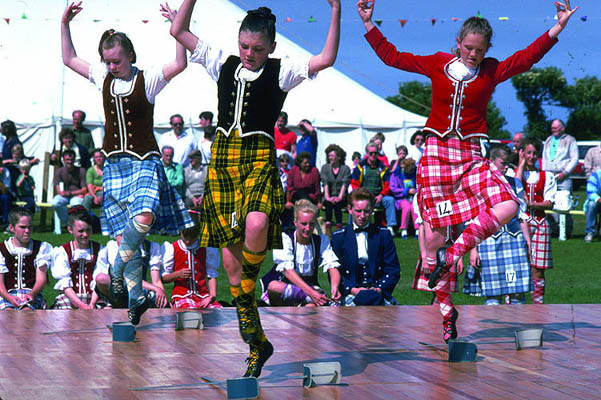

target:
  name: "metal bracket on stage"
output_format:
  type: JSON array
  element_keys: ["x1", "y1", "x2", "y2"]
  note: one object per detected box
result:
[
  {"x1": 131, "y1": 361, "x2": 343, "y2": 399},
  {"x1": 175, "y1": 311, "x2": 204, "y2": 330}
]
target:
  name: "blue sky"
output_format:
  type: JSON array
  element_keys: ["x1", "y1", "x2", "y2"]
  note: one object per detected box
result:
[{"x1": 232, "y1": 0, "x2": 600, "y2": 136}]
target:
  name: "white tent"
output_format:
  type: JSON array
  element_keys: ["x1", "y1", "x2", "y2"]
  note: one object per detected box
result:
[{"x1": 1, "y1": 0, "x2": 426, "y2": 201}]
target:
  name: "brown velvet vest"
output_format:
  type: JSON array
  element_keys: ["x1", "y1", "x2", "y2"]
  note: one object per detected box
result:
[{"x1": 102, "y1": 70, "x2": 160, "y2": 159}]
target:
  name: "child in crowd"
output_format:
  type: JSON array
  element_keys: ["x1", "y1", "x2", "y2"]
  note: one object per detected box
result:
[
  {"x1": 390, "y1": 157, "x2": 418, "y2": 239},
  {"x1": 51, "y1": 206, "x2": 105, "y2": 309},
  {"x1": 162, "y1": 212, "x2": 222, "y2": 309},
  {"x1": 260, "y1": 200, "x2": 341, "y2": 307},
  {"x1": 515, "y1": 138, "x2": 556, "y2": 304},
  {"x1": 464, "y1": 145, "x2": 533, "y2": 305},
  {"x1": 171, "y1": 0, "x2": 341, "y2": 377},
  {"x1": 0, "y1": 207, "x2": 51, "y2": 310},
  {"x1": 16, "y1": 159, "x2": 36, "y2": 215},
  {"x1": 95, "y1": 238, "x2": 169, "y2": 309}
]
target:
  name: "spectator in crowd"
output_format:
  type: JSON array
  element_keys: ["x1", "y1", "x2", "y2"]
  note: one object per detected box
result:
[
  {"x1": 51, "y1": 150, "x2": 88, "y2": 230},
  {"x1": 51, "y1": 128, "x2": 91, "y2": 170},
  {"x1": 161, "y1": 212, "x2": 222, "y2": 309},
  {"x1": 464, "y1": 144, "x2": 532, "y2": 305},
  {"x1": 274, "y1": 111, "x2": 297, "y2": 158},
  {"x1": 285, "y1": 151, "x2": 322, "y2": 210},
  {"x1": 3, "y1": 143, "x2": 40, "y2": 179},
  {"x1": 161, "y1": 145, "x2": 185, "y2": 199},
  {"x1": 158, "y1": 114, "x2": 197, "y2": 167},
  {"x1": 198, "y1": 126, "x2": 215, "y2": 168},
  {"x1": 50, "y1": 207, "x2": 106, "y2": 309},
  {"x1": 183, "y1": 149, "x2": 207, "y2": 210},
  {"x1": 508, "y1": 132, "x2": 526, "y2": 168},
  {"x1": 367, "y1": 132, "x2": 389, "y2": 166},
  {"x1": 16, "y1": 160, "x2": 36, "y2": 215},
  {"x1": 0, "y1": 166, "x2": 13, "y2": 230},
  {"x1": 199, "y1": 110, "x2": 213, "y2": 128},
  {"x1": 71, "y1": 110, "x2": 95, "y2": 152},
  {"x1": 278, "y1": 153, "x2": 291, "y2": 193},
  {"x1": 260, "y1": 199, "x2": 341, "y2": 306},
  {"x1": 407, "y1": 130, "x2": 425, "y2": 163},
  {"x1": 516, "y1": 138, "x2": 556, "y2": 304},
  {"x1": 331, "y1": 188, "x2": 400, "y2": 306},
  {"x1": 542, "y1": 119, "x2": 578, "y2": 238},
  {"x1": 351, "y1": 142, "x2": 396, "y2": 236},
  {"x1": 1, "y1": 120, "x2": 22, "y2": 162},
  {"x1": 584, "y1": 141, "x2": 601, "y2": 179},
  {"x1": 296, "y1": 119, "x2": 318, "y2": 166},
  {"x1": 321, "y1": 144, "x2": 351, "y2": 234},
  {"x1": 82, "y1": 149, "x2": 105, "y2": 210},
  {"x1": 0, "y1": 207, "x2": 51, "y2": 310},
  {"x1": 584, "y1": 169, "x2": 601, "y2": 243},
  {"x1": 389, "y1": 145, "x2": 408, "y2": 175},
  {"x1": 95, "y1": 238, "x2": 169, "y2": 309},
  {"x1": 390, "y1": 157, "x2": 418, "y2": 239},
  {"x1": 350, "y1": 151, "x2": 361, "y2": 170}
]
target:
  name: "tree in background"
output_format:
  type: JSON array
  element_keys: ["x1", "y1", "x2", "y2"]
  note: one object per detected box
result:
[
  {"x1": 386, "y1": 81, "x2": 509, "y2": 139},
  {"x1": 511, "y1": 67, "x2": 566, "y2": 139},
  {"x1": 558, "y1": 76, "x2": 601, "y2": 140}
]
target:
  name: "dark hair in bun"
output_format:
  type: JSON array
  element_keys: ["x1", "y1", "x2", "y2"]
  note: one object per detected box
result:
[
  {"x1": 98, "y1": 29, "x2": 137, "y2": 63},
  {"x1": 240, "y1": 7, "x2": 276, "y2": 43}
]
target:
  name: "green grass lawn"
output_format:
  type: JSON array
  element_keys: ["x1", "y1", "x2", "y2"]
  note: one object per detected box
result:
[{"x1": 14, "y1": 205, "x2": 599, "y2": 307}]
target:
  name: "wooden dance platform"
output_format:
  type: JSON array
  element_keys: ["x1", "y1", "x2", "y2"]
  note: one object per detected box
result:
[{"x1": 1, "y1": 304, "x2": 600, "y2": 399}]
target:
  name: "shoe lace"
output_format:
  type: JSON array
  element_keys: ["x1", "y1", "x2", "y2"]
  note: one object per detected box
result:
[{"x1": 245, "y1": 346, "x2": 260, "y2": 370}]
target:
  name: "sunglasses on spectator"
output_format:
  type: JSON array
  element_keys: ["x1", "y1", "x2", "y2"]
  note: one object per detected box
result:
[
  {"x1": 171, "y1": 122, "x2": 183, "y2": 126},
  {"x1": 368, "y1": 151, "x2": 378, "y2": 155}
]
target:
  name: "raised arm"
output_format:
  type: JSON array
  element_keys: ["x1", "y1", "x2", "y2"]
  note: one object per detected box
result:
[
  {"x1": 161, "y1": 3, "x2": 188, "y2": 81},
  {"x1": 357, "y1": 0, "x2": 376, "y2": 32},
  {"x1": 170, "y1": 0, "x2": 200, "y2": 53},
  {"x1": 308, "y1": 0, "x2": 341, "y2": 75},
  {"x1": 61, "y1": 2, "x2": 91, "y2": 79},
  {"x1": 548, "y1": 0, "x2": 578, "y2": 39}
]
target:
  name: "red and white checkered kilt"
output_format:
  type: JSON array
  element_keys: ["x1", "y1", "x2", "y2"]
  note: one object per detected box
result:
[
  {"x1": 412, "y1": 258, "x2": 459, "y2": 292},
  {"x1": 0, "y1": 289, "x2": 47, "y2": 310},
  {"x1": 417, "y1": 135, "x2": 517, "y2": 228},
  {"x1": 171, "y1": 295, "x2": 223, "y2": 309},
  {"x1": 528, "y1": 218, "x2": 553, "y2": 270},
  {"x1": 52, "y1": 292, "x2": 110, "y2": 309}
]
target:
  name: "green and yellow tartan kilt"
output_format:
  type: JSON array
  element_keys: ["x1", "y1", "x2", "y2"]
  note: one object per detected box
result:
[{"x1": 199, "y1": 129, "x2": 284, "y2": 249}]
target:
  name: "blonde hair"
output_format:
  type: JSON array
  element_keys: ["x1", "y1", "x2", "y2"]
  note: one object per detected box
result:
[
  {"x1": 18, "y1": 159, "x2": 31, "y2": 172},
  {"x1": 294, "y1": 199, "x2": 318, "y2": 220}
]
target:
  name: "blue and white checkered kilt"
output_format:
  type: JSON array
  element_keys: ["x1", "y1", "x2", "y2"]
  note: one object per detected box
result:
[
  {"x1": 462, "y1": 264, "x2": 482, "y2": 296},
  {"x1": 101, "y1": 155, "x2": 193, "y2": 237},
  {"x1": 466, "y1": 230, "x2": 533, "y2": 297},
  {"x1": 0, "y1": 289, "x2": 47, "y2": 310}
]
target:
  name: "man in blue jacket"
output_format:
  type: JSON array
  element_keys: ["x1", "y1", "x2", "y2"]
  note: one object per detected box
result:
[{"x1": 331, "y1": 188, "x2": 400, "y2": 306}]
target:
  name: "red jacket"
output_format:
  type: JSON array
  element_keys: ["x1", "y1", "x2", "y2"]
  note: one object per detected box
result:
[{"x1": 365, "y1": 27, "x2": 557, "y2": 140}]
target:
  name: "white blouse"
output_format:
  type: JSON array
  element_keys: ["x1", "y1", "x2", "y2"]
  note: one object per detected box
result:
[
  {"x1": 189, "y1": 39, "x2": 315, "y2": 92},
  {"x1": 89, "y1": 64, "x2": 168, "y2": 104},
  {"x1": 523, "y1": 170, "x2": 557, "y2": 203},
  {"x1": 273, "y1": 233, "x2": 340, "y2": 276},
  {"x1": 51, "y1": 243, "x2": 104, "y2": 291}
]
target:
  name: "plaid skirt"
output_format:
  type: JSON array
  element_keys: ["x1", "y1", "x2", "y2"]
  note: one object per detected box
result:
[
  {"x1": 529, "y1": 218, "x2": 553, "y2": 269},
  {"x1": 102, "y1": 155, "x2": 193, "y2": 237},
  {"x1": 171, "y1": 295, "x2": 222, "y2": 309},
  {"x1": 199, "y1": 130, "x2": 284, "y2": 249},
  {"x1": 412, "y1": 259, "x2": 459, "y2": 292},
  {"x1": 0, "y1": 289, "x2": 46, "y2": 310},
  {"x1": 52, "y1": 292, "x2": 110, "y2": 309},
  {"x1": 417, "y1": 135, "x2": 517, "y2": 228},
  {"x1": 463, "y1": 230, "x2": 533, "y2": 296}
]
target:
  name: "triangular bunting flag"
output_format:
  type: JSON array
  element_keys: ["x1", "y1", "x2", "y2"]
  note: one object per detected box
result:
[
  {"x1": 451, "y1": 17, "x2": 458, "y2": 22},
  {"x1": 142, "y1": 19, "x2": 149, "y2": 24},
  {"x1": 3, "y1": 18, "x2": 9, "y2": 24},
  {"x1": 285, "y1": 17, "x2": 292, "y2": 23},
  {"x1": 499, "y1": 17, "x2": 509, "y2": 21},
  {"x1": 476, "y1": 11, "x2": 483, "y2": 18},
  {"x1": 21, "y1": 12, "x2": 27, "y2": 19},
  {"x1": 93, "y1": 19, "x2": 101, "y2": 22},
  {"x1": 580, "y1": 16, "x2": 587, "y2": 22},
  {"x1": 375, "y1": 20, "x2": 382, "y2": 27},
  {"x1": 308, "y1": 16, "x2": 316, "y2": 22},
  {"x1": 399, "y1": 19, "x2": 407, "y2": 27},
  {"x1": 431, "y1": 18, "x2": 437, "y2": 26}
]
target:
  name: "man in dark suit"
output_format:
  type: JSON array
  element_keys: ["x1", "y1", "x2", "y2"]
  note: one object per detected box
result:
[{"x1": 331, "y1": 188, "x2": 400, "y2": 306}]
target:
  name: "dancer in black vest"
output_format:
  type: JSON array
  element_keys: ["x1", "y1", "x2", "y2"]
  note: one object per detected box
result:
[{"x1": 171, "y1": 0, "x2": 341, "y2": 377}]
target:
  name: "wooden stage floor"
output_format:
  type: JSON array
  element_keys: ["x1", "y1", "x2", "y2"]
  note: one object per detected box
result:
[{"x1": 1, "y1": 304, "x2": 600, "y2": 400}]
